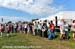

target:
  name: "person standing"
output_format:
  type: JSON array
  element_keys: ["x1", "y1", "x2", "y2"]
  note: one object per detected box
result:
[
  {"x1": 13, "y1": 23, "x2": 17, "y2": 33},
  {"x1": 71, "y1": 20, "x2": 75, "y2": 40},
  {"x1": 48, "y1": 21, "x2": 55, "y2": 39},
  {"x1": 60, "y1": 19, "x2": 65, "y2": 40},
  {"x1": 18, "y1": 23, "x2": 21, "y2": 33},
  {"x1": 6, "y1": 23, "x2": 10, "y2": 37},
  {"x1": 32, "y1": 22, "x2": 35, "y2": 35},
  {"x1": 42, "y1": 21, "x2": 48, "y2": 38},
  {"x1": 64, "y1": 21, "x2": 69, "y2": 40},
  {"x1": 24, "y1": 22, "x2": 28, "y2": 34},
  {"x1": 34, "y1": 22, "x2": 38, "y2": 35},
  {"x1": 22, "y1": 23, "x2": 24, "y2": 33},
  {"x1": 0, "y1": 24, "x2": 3, "y2": 37},
  {"x1": 37, "y1": 22, "x2": 42, "y2": 37},
  {"x1": 29, "y1": 23, "x2": 33, "y2": 34}
]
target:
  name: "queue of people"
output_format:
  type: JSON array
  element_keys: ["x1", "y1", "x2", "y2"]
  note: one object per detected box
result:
[{"x1": 0, "y1": 20, "x2": 75, "y2": 40}]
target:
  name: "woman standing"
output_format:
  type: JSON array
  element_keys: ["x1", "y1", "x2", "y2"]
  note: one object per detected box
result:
[
  {"x1": 60, "y1": 19, "x2": 65, "y2": 40},
  {"x1": 71, "y1": 20, "x2": 75, "y2": 40}
]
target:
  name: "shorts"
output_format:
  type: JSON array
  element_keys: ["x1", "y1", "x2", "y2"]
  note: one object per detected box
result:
[
  {"x1": 60, "y1": 30, "x2": 65, "y2": 34},
  {"x1": 72, "y1": 31, "x2": 75, "y2": 33}
]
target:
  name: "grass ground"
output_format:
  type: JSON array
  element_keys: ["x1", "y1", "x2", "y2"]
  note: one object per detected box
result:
[{"x1": 0, "y1": 32, "x2": 75, "y2": 49}]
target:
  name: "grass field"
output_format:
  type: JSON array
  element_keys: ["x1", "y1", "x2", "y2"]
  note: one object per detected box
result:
[{"x1": 0, "y1": 32, "x2": 75, "y2": 49}]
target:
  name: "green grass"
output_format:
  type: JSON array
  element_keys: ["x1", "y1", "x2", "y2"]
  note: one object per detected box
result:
[
  {"x1": 0, "y1": 33, "x2": 31, "y2": 49},
  {"x1": 0, "y1": 32, "x2": 75, "y2": 49}
]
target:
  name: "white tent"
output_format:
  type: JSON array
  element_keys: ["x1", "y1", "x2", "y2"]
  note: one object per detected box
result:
[
  {"x1": 39, "y1": 11, "x2": 75, "y2": 26},
  {"x1": 47, "y1": 11, "x2": 75, "y2": 25},
  {"x1": 47, "y1": 11, "x2": 75, "y2": 20}
]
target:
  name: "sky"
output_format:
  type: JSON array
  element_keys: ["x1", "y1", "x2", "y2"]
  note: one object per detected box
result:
[{"x1": 0, "y1": 0, "x2": 75, "y2": 22}]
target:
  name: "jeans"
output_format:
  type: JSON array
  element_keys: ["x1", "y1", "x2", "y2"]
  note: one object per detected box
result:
[
  {"x1": 65, "y1": 31, "x2": 69, "y2": 39},
  {"x1": 14, "y1": 28, "x2": 16, "y2": 33},
  {"x1": 48, "y1": 29, "x2": 55, "y2": 40}
]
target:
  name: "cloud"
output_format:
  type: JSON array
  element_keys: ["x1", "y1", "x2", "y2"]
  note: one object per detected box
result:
[
  {"x1": 0, "y1": 0, "x2": 64, "y2": 17},
  {"x1": 0, "y1": 16, "x2": 28, "y2": 23}
]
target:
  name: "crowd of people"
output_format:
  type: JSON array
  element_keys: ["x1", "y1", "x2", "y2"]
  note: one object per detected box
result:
[{"x1": 0, "y1": 19, "x2": 75, "y2": 40}]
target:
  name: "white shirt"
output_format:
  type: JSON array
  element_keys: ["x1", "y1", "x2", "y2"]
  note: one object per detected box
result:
[
  {"x1": 60, "y1": 22, "x2": 64, "y2": 30},
  {"x1": 38, "y1": 24, "x2": 41, "y2": 30},
  {"x1": 64, "y1": 23, "x2": 68, "y2": 31},
  {"x1": 14, "y1": 24, "x2": 17, "y2": 28},
  {"x1": 24, "y1": 24, "x2": 28, "y2": 28}
]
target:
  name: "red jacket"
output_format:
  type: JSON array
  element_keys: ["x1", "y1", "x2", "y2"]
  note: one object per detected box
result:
[{"x1": 49, "y1": 23, "x2": 55, "y2": 30}]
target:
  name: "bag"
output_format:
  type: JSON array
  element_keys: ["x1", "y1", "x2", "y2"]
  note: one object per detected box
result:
[{"x1": 71, "y1": 27, "x2": 75, "y2": 32}]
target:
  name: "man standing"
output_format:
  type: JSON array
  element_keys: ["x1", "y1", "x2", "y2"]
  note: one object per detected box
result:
[
  {"x1": 64, "y1": 21, "x2": 69, "y2": 40},
  {"x1": 34, "y1": 22, "x2": 38, "y2": 35},
  {"x1": 24, "y1": 22, "x2": 28, "y2": 34},
  {"x1": 37, "y1": 22, "x2": 42, "y2": 37},
  {"x1": 42, "y1": 21, "x2": 48, "y2": 38},
  {"x1": 48, "y1": 21, "x2": 55, "y2": 39}
]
